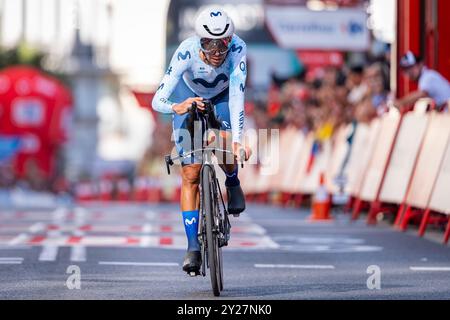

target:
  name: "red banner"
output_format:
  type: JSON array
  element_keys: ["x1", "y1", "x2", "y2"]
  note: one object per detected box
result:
[{"x1": 296, "y1": 51, "x2": 344, "y2": 68}]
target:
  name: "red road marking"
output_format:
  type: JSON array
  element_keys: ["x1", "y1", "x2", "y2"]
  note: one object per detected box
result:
[
  {"x1": 159, "y1": 237, "x2": 173, "y2": 245},
  {"x1": 79, "y1": 225, "x2": 92, "y2": 231},
  {"x1": 29, "y1": 236, "x2": 46, "y2": 244},
  {"x1": 239, "y1": 241, "x2": 256, "y2": 247},
  {"x1": 47, "y1": 225, "x2": 59, "y2": 231},
  {"x1": 129, "y1": 225, "x2": 142, "y2": 232},
  {"x1": 126, "y1": 237, "x2": 140, "y2": 245},
  {"x1": 68, "y1": 236, "x2": 82, "y2": 244},
  {"x1": 160, "y1": 225, "x2": 173, "y2": 232}
]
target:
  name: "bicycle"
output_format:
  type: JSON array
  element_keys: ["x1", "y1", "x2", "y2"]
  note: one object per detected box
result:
[{"x1": 164, "y1": 100, "x2": 244, "y2": 297}]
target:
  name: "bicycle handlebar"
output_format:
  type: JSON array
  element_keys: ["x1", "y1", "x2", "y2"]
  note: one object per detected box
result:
[{"x1": 165, "y1": 147, "x2": 245, "y2": 175}]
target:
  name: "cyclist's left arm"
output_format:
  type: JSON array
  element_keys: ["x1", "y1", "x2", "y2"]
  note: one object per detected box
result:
[{"x1": 228, "y1": 40, "x2": 247, "y2": 145}]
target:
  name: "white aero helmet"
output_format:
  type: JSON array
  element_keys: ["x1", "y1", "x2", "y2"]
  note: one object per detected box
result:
[{"x1": 195, "y1": 6, "x2": 235, "y2": 39}]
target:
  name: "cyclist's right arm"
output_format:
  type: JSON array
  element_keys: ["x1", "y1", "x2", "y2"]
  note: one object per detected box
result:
[{"x1": 152, "y1": 40, "x2": 197, "y2": 114}]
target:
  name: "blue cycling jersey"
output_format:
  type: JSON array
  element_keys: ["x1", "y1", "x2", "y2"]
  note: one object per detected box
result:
[{"x1": 152, "y1": 35, "x2": 247, "y2": 143}]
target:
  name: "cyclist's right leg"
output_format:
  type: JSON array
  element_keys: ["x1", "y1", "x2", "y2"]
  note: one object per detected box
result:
[
  {"x1": 170, "y1": 80, "x2": 203, "y2": 273},
  {"x1": 180, "y1": 164, "x2": 202, "y2": 273}
]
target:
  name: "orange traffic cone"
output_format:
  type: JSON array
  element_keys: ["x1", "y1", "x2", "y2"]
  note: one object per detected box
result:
[{"x1": 309, "y1": 173, "x2": 333, "y2": 221}]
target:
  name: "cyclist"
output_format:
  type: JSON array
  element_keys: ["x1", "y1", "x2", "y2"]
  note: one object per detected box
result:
[{"x1": 152, "y1": 7, "x2": 251, "y2": 274}]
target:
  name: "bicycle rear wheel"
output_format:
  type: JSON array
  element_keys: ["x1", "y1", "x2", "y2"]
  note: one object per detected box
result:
[{"x1": 201, "y1": 165, "x2": 223, "y2": 296}]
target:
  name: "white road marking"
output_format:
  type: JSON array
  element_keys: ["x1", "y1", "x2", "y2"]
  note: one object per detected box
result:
[
  {"x1": 70, "y1": 246, "x2": 86, "y2": 262},
  {"x1": 28, "y1": 223, "x2": 46, "y2": 233},
  {"x1": 142, "y1": 224, "x2": 153, "y2": 233},
  {"x1": 8, "y1": 233, "x2": 28, "y2": 246},
  {"x1": 254, "y1": 264, "x2": 336, "y2": 270},
  {"x1": 410, "y1": 267, "x2": 450, "y2": 272},
  {"x1": 52, "y1": 207, "x2": 68, "y2": 222},
  {"x1": 139, "y1": 236, "x2": 153, "y2": 247},
  {"x1": 39, "y1": 245, "x2": 59, "y2": 261},
  {"x1": 0, "y1": 257, "x2": 23, "y2": 265},
  {"x1": 98, "y1": 261, "x2": 179, "y2": 267}
]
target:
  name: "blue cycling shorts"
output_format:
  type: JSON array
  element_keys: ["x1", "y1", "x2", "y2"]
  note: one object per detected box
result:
[{"x1": 170, "y1": 80, "x2": 231, "y2": 165}]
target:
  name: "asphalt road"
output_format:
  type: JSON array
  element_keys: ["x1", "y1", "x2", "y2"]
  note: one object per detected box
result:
[{"x1": 0, "y1": 202, "x2": 449, "y2": 300}]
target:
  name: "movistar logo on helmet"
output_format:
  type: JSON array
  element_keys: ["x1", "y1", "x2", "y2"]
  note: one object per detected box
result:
[{"x1": 195, "y1": 7, "x2": 234, "y2": 39}]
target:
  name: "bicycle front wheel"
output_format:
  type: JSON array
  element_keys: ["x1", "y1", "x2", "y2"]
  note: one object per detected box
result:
[{"x1": 201, "y1": 165, "x2": 223, "y2": 297}]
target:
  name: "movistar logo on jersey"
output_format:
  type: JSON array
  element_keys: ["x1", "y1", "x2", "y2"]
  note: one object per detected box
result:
[
  {"x1": 210, "y1": 11, "x2": 222, "y2": 17},
  {"x1": 230, "y1": 44, "x2": 243, "y2": 53},
  {"x1": 192, "y1": 73, "x2": 228, "y2": 88},
  {"x1": 238, "y1": 110, "x2": 244, "y2": 130},
  {"x1": 185, "y1": 217, "x2": 197, "y2": 225},
  {"x1": 177, "y1": 51, "x2": 191, "y2": 61}
]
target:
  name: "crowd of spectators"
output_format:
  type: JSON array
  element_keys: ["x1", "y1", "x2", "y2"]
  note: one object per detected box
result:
[{"x1": 257, "y1": 57, "x2": 393, "y2": 140}]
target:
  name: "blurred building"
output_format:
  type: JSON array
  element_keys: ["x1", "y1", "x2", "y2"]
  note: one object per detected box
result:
[{"x1": 0, "y1": 0, "x2": 168, "y2": 180}]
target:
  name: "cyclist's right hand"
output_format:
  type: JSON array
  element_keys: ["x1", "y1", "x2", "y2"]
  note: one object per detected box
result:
[{"x1": 172, "y1": 97, "x2": 205, "y2": 115}]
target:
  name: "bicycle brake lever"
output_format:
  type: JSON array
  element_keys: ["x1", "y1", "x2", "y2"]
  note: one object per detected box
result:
[
  {"x1": 239, "y1": 149, "x2": 246, "y2": 169},
  {"x1": 165, "y1": 155, "x2": 173, "y2": 175}
]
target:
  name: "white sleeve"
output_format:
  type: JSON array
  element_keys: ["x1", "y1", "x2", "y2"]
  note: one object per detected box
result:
[
  {"x1": 152, "y1": 41, "x2": 192, "y2": 113},
  {"x1": 228, "y1": 41, "x2": 247, "y2": 144},
  {"x1": 418, "y1": 72, "x2": 434, "y2": 96}
]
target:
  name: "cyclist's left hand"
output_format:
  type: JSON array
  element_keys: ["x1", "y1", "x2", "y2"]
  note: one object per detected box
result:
[{"x1": 232, "y1": 143, "x2": 252, "y2": 162}]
